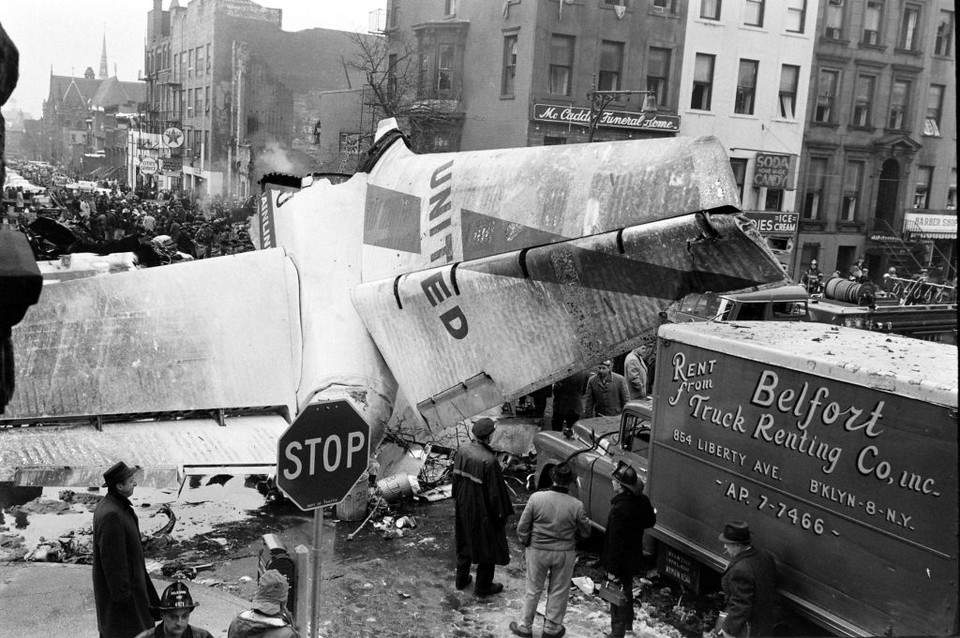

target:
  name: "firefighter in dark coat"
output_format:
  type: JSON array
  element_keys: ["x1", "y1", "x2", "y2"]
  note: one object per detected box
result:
[
  {"x1": 601, "y1": 462, "x2": 657, "y2": 638},
  {"x1": 453, "y1": 417, "x2": 515, "y2": 596},
  {"x1": 711, "y1": 520, "x2": 781, "y2": 638},
  {"x1": 93, "y1": 461, "x2": 161, "y2": 638}
]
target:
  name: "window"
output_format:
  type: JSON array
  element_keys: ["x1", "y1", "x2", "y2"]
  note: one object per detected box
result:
[
  {"x1": 194, "y1": 89, "x2": 202, "y2": 116},
  {"x1": 730, "y1": 158, "x2": 747, "y2": 200},
  {"x1": 935, "y1": 11, "x2": 955, "y2": 56},
  {"x1": 803, "y1": 158, "x2": 828, "y2": 219},
  {"x1": 824, "y1": 0, "x2": 844, "y2": 39},
  {"x1": 691, "y1": 53, "x2": 715, "y2": 110},
  {"x1": 501, "y1": 35, "x2": 517, "y2": 96},
  {"x1": 646, "y1": 47, "x2": 671, "y2": 107},
  {"x1": 204, "y1": 86, "x2": 210, "y2": 113},
  {"x1": 444, "y1": 0, "x2": 455, "y2": 16},
  {"x1": 598, "y1": 41, "x2": 624, "y2": 91},
  {"x1": 863, "y1": 1, "x2": 883, "y2": 45},
  {"x1": 765, "y1": 189, "x2": 784, "y2": 211},
  {"x1": 387, "y1": 53, "x2": 398, "y2": 101},
  {"x1": 841, "y1": 160, "x2": 864, "y2": 221},
  {"x1": 549, "y1": 35, "x2": 574, "y2": 95},
  {"x1": 914, "y1": 166, "x2": 933, "y2": 209},
  {"x1": 206, "y1": 44, "x2": 211, "y2": 73},
  {"x1": 947, "y1": 169, "x2": 957, "y2": 209},
  {"x1": 899, "y1": 4, "x2": 921, "y2": 50},
  {"x1": 852, "y1": 74, "x2": 876, "y2": 127},
  {"x1": 701, "y1": 0, "x2": 721, "y2": 20},
  {"x1": 652, "y1": 0, "x2": 676, "y2": 10},
  {"x1": 744, "y1": 0, "x2": 764, "y2": 27},
  {"x1": 188, "y1": 49, "x2": 193, "y2": 77},
  {"x1": 734, "y1": 59, "x2": 758, "y2": 115},
  {"x1": 786, "y1": 0, "x2": 806, "y2": 33},
  {"x1": 779, "y1": 64, "x2": 799, "y2": 119},
  {"x1": 196, "y1": 47, "x2": 203, "y2": 77},
  {"x1": 924, "y1": 84, "x2": 944, "y2": 136},
  {"x1": 173, "y1": 53, "x2": 179, "y2": 80},
  {"x1": 437, "y1": 44, "x2": 455, "y2": 92},
  {"x1": 186, "y1": 88, "x2": 193, "y2": 115},
  {"x1": 815, "y1": 69, "x2": 839, "y2": 123},
  {"x1": 389, "y1": 0, "x2": 400, "y2": 28},
  {"x1": 888, "y1": 79, "x2": 910, "y2": 130}
]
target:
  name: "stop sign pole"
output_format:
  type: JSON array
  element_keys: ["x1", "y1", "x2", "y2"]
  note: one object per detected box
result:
[{"x1": 276, "y1": 400, "x2": 370, "y2": 638}]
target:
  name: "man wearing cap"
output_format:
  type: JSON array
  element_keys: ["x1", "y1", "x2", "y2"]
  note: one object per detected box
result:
[
  {"x1": 601, "y1": 462, "x2": 657, "y2": 638},
  {"x1": 228, "y1": 569, "x2": 298, "y2": 638},
  {"x1": 710, "y1": 520, "x2": 780, "y2": 638},
  {"x1": 510, "y1": 463, "x2": 591, "y2": 638},
  {"x1": 453, "y1": 417, "x2": 515, "y2": 596},
  {"x1": 93, "y1": 461, "x2": 162, "y2": 638},
  {"x1": 135, "y1": 581, "x2": 213, "y2": 638}
]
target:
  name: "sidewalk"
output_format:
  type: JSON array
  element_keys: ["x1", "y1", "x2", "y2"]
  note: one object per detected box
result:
[{"x1": 0, "y1": 562, "x2": 248, "y2": 637}]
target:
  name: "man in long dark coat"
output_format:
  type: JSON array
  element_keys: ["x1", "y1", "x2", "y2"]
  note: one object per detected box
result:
[
  {"x1": 93, "y1": 461, "x2": 161, "y2": 638},
  {"x1": 453, "y1": 417, "x2": 515, "y2": 596},
  {"x1": 712, "y1": 520, "x2": 781, "y2": 638},
  {"x1": 601, "y1": 462, "x2": 656, "y2": 638}
]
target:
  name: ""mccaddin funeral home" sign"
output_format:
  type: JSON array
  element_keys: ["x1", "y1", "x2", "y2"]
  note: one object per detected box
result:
[{"x1": 533, "y1": 103, "x2": 681, "y2": 133}]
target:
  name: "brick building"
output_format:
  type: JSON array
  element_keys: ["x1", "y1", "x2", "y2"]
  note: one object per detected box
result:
[
  {"x1": 380, "y1": 0, "x2": 686, "y2": 152},
  {"x1": 143, "y1": 0, "x2": 377, "y2": 198},
  {"x1": 796, "y1": 0, "x2": 956, "y2": 282},
  {"x1": 40, "y1": 66, "x2": 144, "y2": 180}
]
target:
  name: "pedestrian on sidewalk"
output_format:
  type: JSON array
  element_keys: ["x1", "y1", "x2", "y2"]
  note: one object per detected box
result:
[
  {"x1": 227, "y1": 569, "x2": 299, "y2": 638},
  {"x1": 510, "y1": 462, "x2": 591, "y2": 638},
  {"x1": 93, "y1": 461, "x2": 162, "y2": 638},
  {"x1": 134, "y1": 580, "x2": 214, "y2": 638},
  {"x1": 453, "y1": 417, "x2": 515, "y2": 596},
  {"x1": 602, "y1": 462, "x2": 657, "y2": 638}
]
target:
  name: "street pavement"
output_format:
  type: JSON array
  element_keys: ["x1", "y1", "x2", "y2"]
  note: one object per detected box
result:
[{"x1": 0, "y1": 561, "x2": 248, "y2": 637}]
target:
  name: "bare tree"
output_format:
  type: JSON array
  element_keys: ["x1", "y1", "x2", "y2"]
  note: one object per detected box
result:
[{"x1": 348, "y1": 32, "x2": 462, "y2": 153}]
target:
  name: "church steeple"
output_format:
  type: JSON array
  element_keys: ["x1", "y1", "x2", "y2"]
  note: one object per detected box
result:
[{"x1": 99, "y1": 34, "x2": 108, "y2": 79}]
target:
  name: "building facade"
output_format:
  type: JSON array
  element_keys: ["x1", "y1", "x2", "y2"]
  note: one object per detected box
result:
[
  {"x1": 797, "y1": 0, "x2": 956, "y2": 282},
  {"x1": 143, "y1": 0, "x2": 376, "y2": 198},
  {"x1": 678, "y1": 0, "x2": 818, "y2": 271},
  {"x1": 382, "y1": 0, "x2": 686, "y2": 152},
  {"x1": 40, "y1": 68, "x2": 144, "y2": 181}
]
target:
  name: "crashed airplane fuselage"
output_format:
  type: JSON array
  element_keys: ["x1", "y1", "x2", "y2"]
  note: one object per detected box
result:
[{"x1": 3, "y1": 122, "x2": 789, "y2": 485}]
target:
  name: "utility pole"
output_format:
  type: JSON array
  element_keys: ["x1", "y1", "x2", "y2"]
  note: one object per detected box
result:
[{"x1": 587, "y1": 78, "x2": 659, "y2": 142}]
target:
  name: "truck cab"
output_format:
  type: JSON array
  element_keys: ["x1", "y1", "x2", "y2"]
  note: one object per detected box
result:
[
  {"x1": 532, "y1": 399, "x2": 653, "y2": 533},
  {"x1": 668, "y1": 285, "x2": 809, "y2": 323}
]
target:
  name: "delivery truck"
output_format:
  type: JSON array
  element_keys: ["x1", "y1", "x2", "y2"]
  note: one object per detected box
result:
[
  {"x1": 532, "y1": 322, "x2": 957, "y2": 636},
  {"x1": 649, "y1": 322, "x2": 957, "y2": 637}
]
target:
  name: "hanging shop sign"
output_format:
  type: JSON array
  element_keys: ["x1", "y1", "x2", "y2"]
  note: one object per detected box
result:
[
  {"x1": 743, "y1": 211, "x2": 799, "y2": 235},
  {"x1": 753, "y1": 153, "x2": 797, "y2": 190},
  {"x1": 532, "y1": 103, "x2": 681, "y2": 133}
]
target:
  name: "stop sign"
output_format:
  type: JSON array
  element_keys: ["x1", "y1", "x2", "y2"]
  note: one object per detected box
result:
[{"x1": 276, "y1": 400, "x2": 370, "y2": 511}]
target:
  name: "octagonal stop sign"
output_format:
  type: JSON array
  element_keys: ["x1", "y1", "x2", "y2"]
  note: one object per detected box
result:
[{"x1": 276, "y1": 400, "x2": 370, "y2": 511}]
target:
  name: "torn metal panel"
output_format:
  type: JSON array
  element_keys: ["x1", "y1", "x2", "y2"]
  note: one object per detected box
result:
[
  {"x1": 354, "y1": 212, "x2": 789, "y2": 430},
  {"x1": 1, "y1": 413, "x2": 289, "y2": 487},
  {"x1": 6, "y1": 248, "x2": 300, "y2": 420}
]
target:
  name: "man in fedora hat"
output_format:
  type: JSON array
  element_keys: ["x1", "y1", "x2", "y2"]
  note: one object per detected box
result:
[
  {"x1": 601, "y1": 462, "x2": 657, "y2": 638},
  {"x1": 93, "y1": 461, "x2": 162, "y2": 638},
  {"x1": 510, "y1": 462, "x2": 591, "y2": 638},
  {"x1": 228, "y1": 569, "x2": 298, "y2": 638},
  {"x1": 135, "y1": 581, "x2": 213, "y2": 638},
  {"x1": 710, "y1": 520, "x2": 780, "y2": 638},
  {"x1": 453, "y1": 417, "x2": 515, "y2": 596}
]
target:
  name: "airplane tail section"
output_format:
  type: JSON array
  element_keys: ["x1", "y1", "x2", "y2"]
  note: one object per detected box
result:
[{"x1": 352, "y1": 211, "x2": 788, "y2": 434}]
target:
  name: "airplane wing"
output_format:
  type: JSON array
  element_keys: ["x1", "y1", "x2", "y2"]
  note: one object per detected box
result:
[{"x1": 352, "y1": 211, "x2": 789, "y2": 433}]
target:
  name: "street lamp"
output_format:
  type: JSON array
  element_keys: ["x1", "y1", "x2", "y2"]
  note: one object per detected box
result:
[{"x1": 587, "y1": 86, "x2": 658, "y2": 142}]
